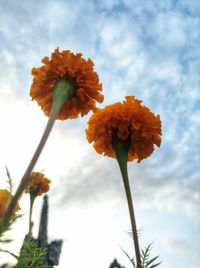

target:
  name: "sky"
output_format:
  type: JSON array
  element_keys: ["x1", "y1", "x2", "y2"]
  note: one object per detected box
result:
[{"x1": 0, "y1": 0, "x2": 200, "y2": 267}]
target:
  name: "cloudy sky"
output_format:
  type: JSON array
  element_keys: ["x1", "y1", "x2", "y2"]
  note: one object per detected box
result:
[{"x1": 0, "y1": 0, "x2": 200, "y2": 267}]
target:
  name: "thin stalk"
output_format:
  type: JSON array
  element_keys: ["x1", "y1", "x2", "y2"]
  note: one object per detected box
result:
[
  {"x1": 3, "y1": 78, "x2": 75, "y2": 222},
  {"x1": 28, "y1": 195, "x2": 35, "y2": 240},
  {"x1": 114, "y1": 139, "x2": 141, "y2": 268},
  {"x1": 3, "y1": 104, "x2": 58, "y2": 222}
]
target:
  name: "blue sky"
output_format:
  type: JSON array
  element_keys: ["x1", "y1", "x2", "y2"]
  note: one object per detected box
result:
[{"x1": 0, "y1": 0, "x2": 200, "y2": 267}]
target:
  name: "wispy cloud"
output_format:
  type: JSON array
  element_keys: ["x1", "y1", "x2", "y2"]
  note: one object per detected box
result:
[{"x1": 0, "y1": 0, "x2": 199, "y2": 267}]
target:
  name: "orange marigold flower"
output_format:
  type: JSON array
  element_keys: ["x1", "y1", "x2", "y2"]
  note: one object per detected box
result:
[
  {"x1": 30, "y1": 48, "x2": 104, "y2": 119},
  {"x1": 0, "y1": 189, "x2": 20, "y2": 218},
  {"x1": 25, "y1": 172, "x2": 51, "y2": 196},
  {"x1": 86, "y1": 96, "x2": 162, "y2": 162}
]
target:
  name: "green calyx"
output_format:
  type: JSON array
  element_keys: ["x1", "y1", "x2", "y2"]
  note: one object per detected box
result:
[
  {"x1": 51, "y1": 77, "x2": 76, "y2": 117},
  {"x1": 112, "y1": 130, "x2": 131, "y2": 164},
  {"x1": 29, "y1": 185, "x2": 39, "y2": 201},
  {"x1": 112, "y1": 129, "x2": 131, "y2": 186}
]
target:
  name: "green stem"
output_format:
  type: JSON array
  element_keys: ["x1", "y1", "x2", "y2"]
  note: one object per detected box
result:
[
  {"x1": 28, "y1": 195, "x2": 35, "y2": 240},
  {"x1": 3, "y1": 78, "x2": 75, "y2": 222},
  {"x1": 113, "y1": 139, "x2": 141, "y2": 268}
]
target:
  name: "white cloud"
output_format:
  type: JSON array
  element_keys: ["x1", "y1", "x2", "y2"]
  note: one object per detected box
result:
[{"x1": 0, "y1": 0, "x2": 200, "y2": 267}]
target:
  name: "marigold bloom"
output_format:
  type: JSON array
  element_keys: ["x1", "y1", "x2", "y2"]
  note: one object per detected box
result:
[
  {"x1": 86, "y1": 96, "x2": 162, "y2": 162},
  {"x1": 30, "y1": 48, "x2": 104, "y2": 119},
  {"x1": 25, "y1": 172, "x2": 51, "y2": 196},
  {"x1": 0, "y1": 189, "x2": 20, "y2": 218}
]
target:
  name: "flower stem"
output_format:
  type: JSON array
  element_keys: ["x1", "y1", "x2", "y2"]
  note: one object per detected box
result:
[
  {"x1": 28, "y1": 194, "x2": 35, "y2": 240},
  {"x1": 3, "y1": 78, "x2": 75, "y2": 222},
  {"x1": 113, "y1": 138, "x2": 141, "y2": 268}
]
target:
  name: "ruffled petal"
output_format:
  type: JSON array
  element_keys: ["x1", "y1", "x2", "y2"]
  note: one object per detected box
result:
[
  {"x1": 30, "y1": 48, "x2": 103, "y2": 120},
  {"x1": 86, "y1": 96, "x2": 162, "y2": 162}
]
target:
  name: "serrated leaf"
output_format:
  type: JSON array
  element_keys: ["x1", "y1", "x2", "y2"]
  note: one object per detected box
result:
[
  {"x1": 120, "y1": 247, "x2": 135, "y2": 267},
  {"x1": 15, "y1": 241, "x2": 50, "y2": 268},
  {"x1": 146, "y1": 256, "x2": 159, "y2": 266},
  {"x1": 149, "y1": 261, "x2": 162, "y2": 268},
  {"x1": 5, "y1": 166, "x2": 13, "y2": 194},
  {"x1": 0, "y1": 249, "x2": 18, "y2": 260}
]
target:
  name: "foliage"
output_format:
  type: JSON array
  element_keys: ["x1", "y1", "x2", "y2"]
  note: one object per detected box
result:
[
  {"x1": 0, "y1": 168, "x2": 51, "y2": 268},
  {"x1": 0, "y1": 167, "x2": 18, "y2": 239},
  {"x1": 0, "y1": 216, "x2": 21, "y2": 240},
  {"x1": 0, "y1": 242, "x2": 50, "y2": 268},
  {"x1": 120, "y1": 247, "x2": 135, "y2": 266},
  {"x1": 121, "y1": 243, "x2": 161, "y2": 268},
  {"x1": 5, "y1": 167, "x2": 14, "y2": 194},
  {"x1": 14, "y1": 241, "x2": 50, "y2": 268},
  {"x1": 141, "y1": 244, "x2": 161, "y2": 268}
]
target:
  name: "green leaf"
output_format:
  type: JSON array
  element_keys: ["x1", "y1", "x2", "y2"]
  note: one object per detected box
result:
[
  {"x1": 5, "y1": 166, "x2": 14, "y2": 194},
  {"x1": 148, "y1": 261, "x2": 162, "y2": 268},
  {"x1": 146, "y1": 256, "x2": 159, "y2": 266},
  {"x1": 15, "y1": 241, "x2": 50, "y2": 268},
  {"x1": 0, "y1": 249, "x2": 18, "y2": 260},
  {"x1": 121, "y1": 242, "x2": 161, "y2": 268},
  {"x1": 0, "y1": 215, "x2": 21, "y2": 238},
  {"x1": 120, "y1": 247, "x2": 135, "y2": 267},
  {"x1": 141, "y1": 244, "x2": 161, "y2": 268}
]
